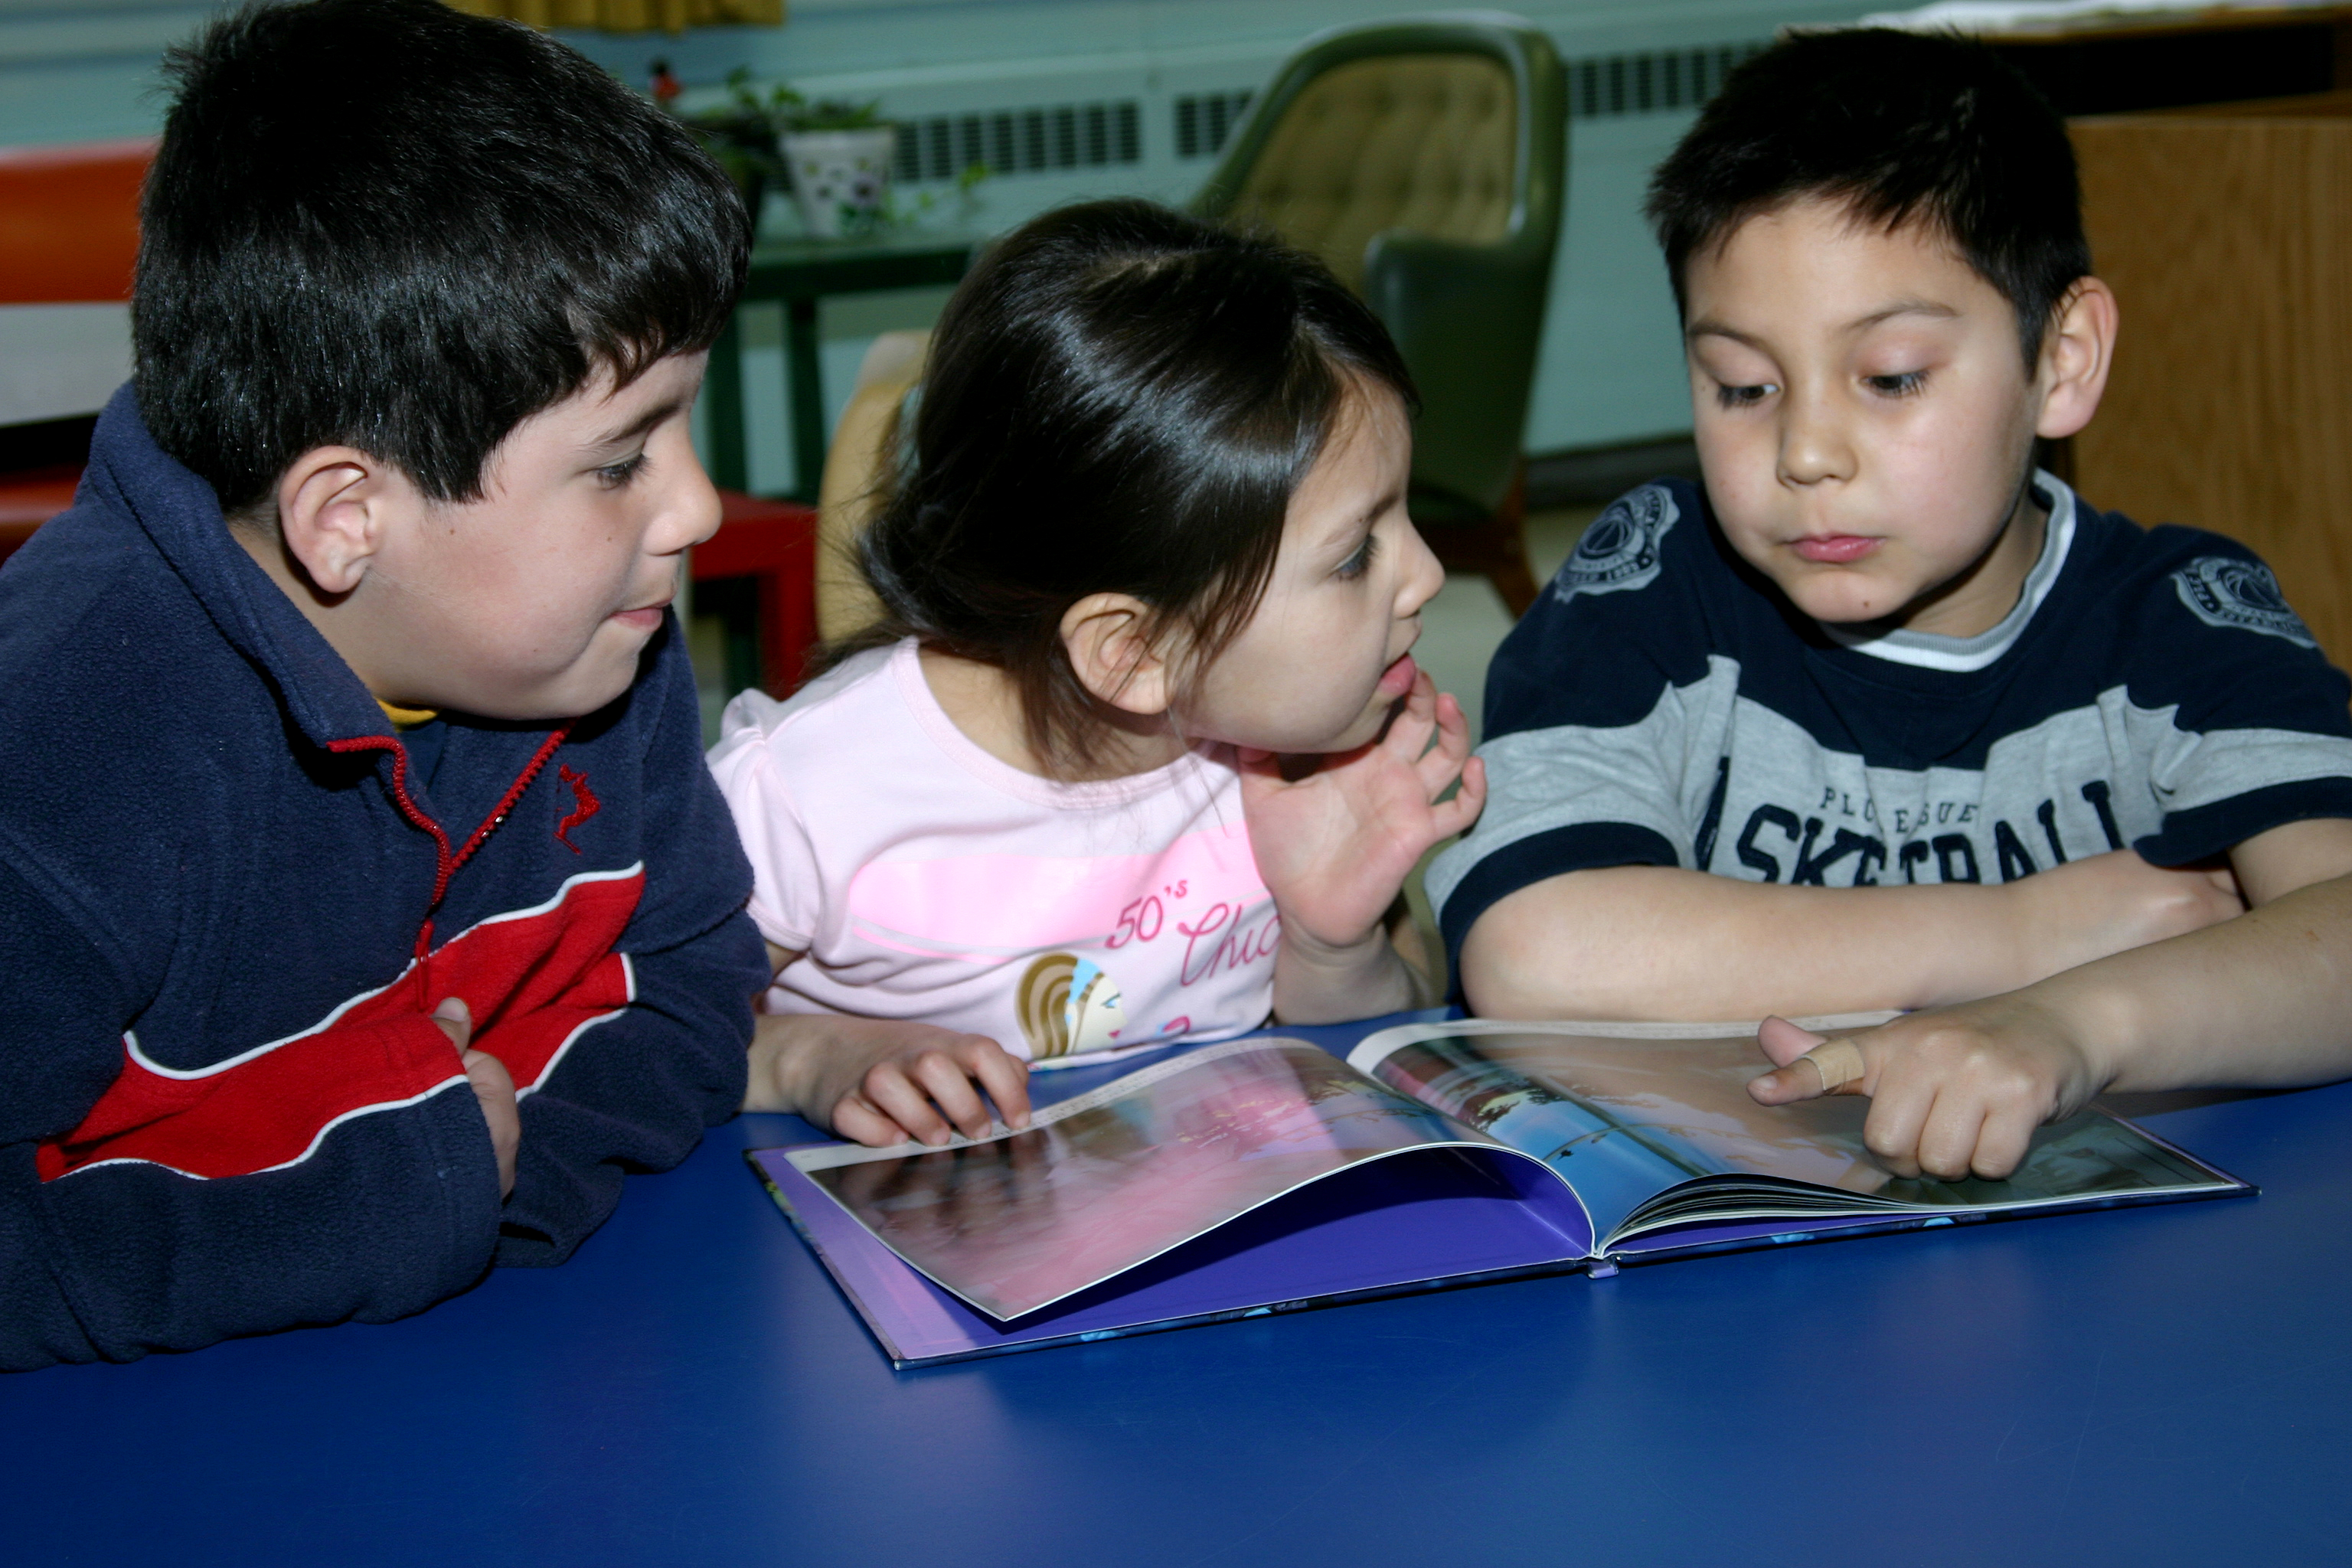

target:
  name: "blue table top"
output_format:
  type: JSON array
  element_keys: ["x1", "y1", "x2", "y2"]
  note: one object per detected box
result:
[{"x1": 8, "y1": 1012, "x2": 2350, "y2": 1566}]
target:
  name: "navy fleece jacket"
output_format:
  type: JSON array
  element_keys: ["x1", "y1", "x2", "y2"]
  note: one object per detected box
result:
[{"x1": 0, "y1": 387, "x2": 766, "y2": 1370}]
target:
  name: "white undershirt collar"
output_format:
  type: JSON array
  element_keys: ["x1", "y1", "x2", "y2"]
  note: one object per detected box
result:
[{"x1": 1821, "y1": 469, "x2": 2077, "y2": 673}]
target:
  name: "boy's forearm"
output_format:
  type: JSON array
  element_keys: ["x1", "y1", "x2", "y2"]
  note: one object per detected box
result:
[
  {"x1": 1458, "y1": 865, "x2": 2038, "y2": 1021},
  {"x1": 2029, "y1": 871, "x2": 2352, "y2": 1093}
]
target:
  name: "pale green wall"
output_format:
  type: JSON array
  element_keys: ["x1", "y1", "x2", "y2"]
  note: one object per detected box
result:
[{"x1": 0, "y1": 0, "x2": 1884, "y2": 479}]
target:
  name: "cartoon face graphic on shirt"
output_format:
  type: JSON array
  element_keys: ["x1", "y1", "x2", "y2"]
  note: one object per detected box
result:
[
  {"x1": 1017, "y1": 953, "x2": 1128, "y2": 1059},
  {"x1": 842, "y1": 820, "x2": 1273, "y2": 1060}
]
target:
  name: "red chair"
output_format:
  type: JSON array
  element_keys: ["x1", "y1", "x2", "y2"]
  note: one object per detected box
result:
[{"x1": 694, "y1": 493, "x2": 820, "y2": 697}]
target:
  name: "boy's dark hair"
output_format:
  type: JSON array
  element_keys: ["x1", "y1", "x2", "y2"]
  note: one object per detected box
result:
[
  {"x1": 1646, "y1": 28, "x2": 2089, "y2": 369},
  {"x1": 853, "y1": 198, "x2": 1416, "y2": 776},
  {"x1": 136, "y1": 0, "x2": 747, "y2": 516}
]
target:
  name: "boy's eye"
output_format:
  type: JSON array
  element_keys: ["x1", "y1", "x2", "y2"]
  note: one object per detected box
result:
[
  {"x1": 1715, "y1": 382, "x2": 1778, "y2": 409},
  {"x1": 1866, "y1": 371, "x2": 1927, "y2": 398},
  {"x1": 596, "y1": 452, "x2": 648, "y2": 488},
  {"x1": 1335, "y1": 531, "x2": 1379, "y2": 581}
]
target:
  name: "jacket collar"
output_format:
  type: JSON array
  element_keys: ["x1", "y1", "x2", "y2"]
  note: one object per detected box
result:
[{"x1": 86, "y1": 384, "x2": 395, "y2": 750}]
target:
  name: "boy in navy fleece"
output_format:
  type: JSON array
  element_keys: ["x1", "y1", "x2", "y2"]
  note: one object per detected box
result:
[{"x1": 0, "y1": 0, "x2": 767, "y2": 1367}]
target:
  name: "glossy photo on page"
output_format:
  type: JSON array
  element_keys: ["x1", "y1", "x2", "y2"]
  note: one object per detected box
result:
[
  {"x1": 1357, "y1": 1026, "x2": 2233, "y2": 1240},
  {"x1": 787, "y1": 1038, "x2": 1498, "y2": 1321}
]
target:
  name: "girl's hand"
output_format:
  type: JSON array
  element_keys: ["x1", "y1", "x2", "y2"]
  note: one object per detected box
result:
[
  {"x1": 1237, "y1": 668, "x2": 1487, "y2": 952},
  {"x1": 744, "y1": 1011, "x2": 1033, "y2": 1148}
]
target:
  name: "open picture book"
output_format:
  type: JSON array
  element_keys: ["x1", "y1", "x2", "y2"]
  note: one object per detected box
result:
[{"x1": 750, "y1": 1017, "x2": 2250, "y2": 1367}]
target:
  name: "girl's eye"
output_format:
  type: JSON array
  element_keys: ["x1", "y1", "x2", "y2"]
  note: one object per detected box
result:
[
  {"x1": 1335, "y1": 531, "x2": 1379, "y2": 581},
  {"x1": 1866, "y1": 371, "x2": 1927, "y2": 398},
  {"x1": 1715, "y1": 382, "x2": 1778, "y2": 409},
  {"x1": 596, "y1": 452, "x2": 648, "y2": 488}
]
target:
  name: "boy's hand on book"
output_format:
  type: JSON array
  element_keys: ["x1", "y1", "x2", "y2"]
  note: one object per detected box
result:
[
  {"x1": 433, "y1": 997, "x2": 518, "y2": 1199},
  {"x1": 1237, "y1": 669, "x2": 1486, "y2": 952},
  {"x1": 2011, "y1": 849, "x2": 2242, "y2": 979},
  {"x1": 746, "y1": 1011, "x2": 1032, "y2": 1148},
  {"x1": 1746, "y1": 1007, "x2": 2105, "y2": 1181}
]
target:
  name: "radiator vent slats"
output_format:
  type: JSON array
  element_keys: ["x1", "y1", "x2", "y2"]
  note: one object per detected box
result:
[
  {"x1": 890, "y1": 41, "x2": 1771, "y2": 181},
  {"x1": 892, "y1": 100, "x2": 1142, "y2": 184}
]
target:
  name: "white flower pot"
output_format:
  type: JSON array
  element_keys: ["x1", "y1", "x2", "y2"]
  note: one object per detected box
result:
[{"x1": 781, "y1": 127, "x2": 896, "y2": 239}]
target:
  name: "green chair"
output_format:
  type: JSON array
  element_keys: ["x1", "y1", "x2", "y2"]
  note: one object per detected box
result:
[{"x1": 1194, "y1": 15, "x2": 1566, "y2": 617}]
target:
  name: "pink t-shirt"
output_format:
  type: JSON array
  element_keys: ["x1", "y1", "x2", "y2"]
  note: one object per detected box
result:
[{"x1": 707, "y1": 639, "x2": 1279, "y2": 1064}]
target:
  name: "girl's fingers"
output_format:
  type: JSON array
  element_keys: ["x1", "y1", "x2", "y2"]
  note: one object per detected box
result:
[
  {"x1": 1382, "y1": 672, "x2": 1439, "y2": 759},
  {"x1": 1429, "y1": 754, "x2": 1487, "y2": 835},
  {"x1": 908, "y1": 1052, "x2": 995, "y2": 1140},
  {"x1": 862, "y1": 1065, "x2": 955, "y2": 1146},
  {"x1": 832, "y1": 1091, "x2": 913, "y2": 1148},
  {"x1": 960, "y1": 1039, "x2": 1034, "y2": 1130},
  {"x1": 1411, "y1": 698, "x2": 1473, "y2": 796},
  {"x1": 1433, "y1": 690, "x2": 1469, "y2": 752}
]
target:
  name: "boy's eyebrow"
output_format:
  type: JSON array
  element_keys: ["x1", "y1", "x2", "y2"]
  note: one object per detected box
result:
[
  {"x1": 1687, "y1": 299, "x2": 1962, "y2": 346},
  {"x1": 1844, "y1": 298, "x2": 1961, "y2": 332},
  {"x1": 586, "y1": 397, "x2": 688, "y2": 451}
]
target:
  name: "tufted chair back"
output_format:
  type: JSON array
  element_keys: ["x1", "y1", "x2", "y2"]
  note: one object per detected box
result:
[
  {"x1": 1194, "y1": 16, "x2": 1565, "y2": 573},
  {"x1": 1227, "y1": 55, "x2": 1515, "y2": 295}
]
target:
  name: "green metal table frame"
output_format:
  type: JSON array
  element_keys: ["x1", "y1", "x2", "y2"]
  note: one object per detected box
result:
[{"x1": 701, "y1": 232, "x2": 979, "y2": 501}]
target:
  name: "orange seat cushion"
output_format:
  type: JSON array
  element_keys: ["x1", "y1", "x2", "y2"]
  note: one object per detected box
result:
[
  {"x1": 0, "y1": 140, "x2": 153, "y2": 305},
  {"x1": 0, "y1": 466, "x2": 80, "y2": 566}
]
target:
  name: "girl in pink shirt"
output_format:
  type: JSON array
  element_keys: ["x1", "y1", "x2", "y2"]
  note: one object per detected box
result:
[{"x1": 709, "y1": 200, "x2": 1485, "y2": 1147}]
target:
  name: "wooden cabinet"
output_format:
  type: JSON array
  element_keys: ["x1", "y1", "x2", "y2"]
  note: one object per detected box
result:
[{"x1": 2069, "y1": 92, "x2": 2352, "y2": 663}]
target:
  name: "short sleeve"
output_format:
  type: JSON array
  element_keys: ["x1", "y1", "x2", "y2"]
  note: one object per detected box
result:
[
  {"x1": 1426, "y1": 482, "x2": 1730, "y2": 968},
  {"x1": 2122, "y1": 540, "x2": 2352, "y2": 864},
  {"x1": 705, "y1": 693, "x2": 822, "y2": 952}
]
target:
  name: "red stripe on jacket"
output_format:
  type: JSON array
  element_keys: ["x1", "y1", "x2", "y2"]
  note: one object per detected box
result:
[{"x1": 36, "y1": 867, "x2": 645, "y2": 1181}]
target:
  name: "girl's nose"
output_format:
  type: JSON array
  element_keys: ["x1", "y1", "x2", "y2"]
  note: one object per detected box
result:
[{"x1": 1396, "y1": 521, "x2": 1444, "y2": 617}]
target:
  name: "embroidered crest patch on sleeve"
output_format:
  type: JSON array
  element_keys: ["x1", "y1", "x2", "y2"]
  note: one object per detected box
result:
[
  {"x1": 1553, "y1": 483, "x2": 1678, "y2": 604},
  {"x1": 2172, "y1": 556, "x2": 2316, "y2": 648}
]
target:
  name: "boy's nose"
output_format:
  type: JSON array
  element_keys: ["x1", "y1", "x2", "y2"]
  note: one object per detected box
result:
[
  {"x1": 1777, "y1": 390, "x2": 1855, "y2": 486},
  {"x1": 655, "y1": 459, "x2": 724, "y2": 556}
]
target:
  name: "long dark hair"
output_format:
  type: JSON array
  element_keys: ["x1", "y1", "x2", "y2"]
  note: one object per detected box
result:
[{"x1": 851, "y1": 198, "x2": 1416, "y2": 776}]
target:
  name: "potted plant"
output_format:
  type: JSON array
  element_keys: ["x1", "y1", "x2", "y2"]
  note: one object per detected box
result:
[
  {"x1": 694, "y1": 70, "x2": 895, "y2": 239},
  {"x1": 775, "y1": 97, "x2": 897, "y2": 240}
]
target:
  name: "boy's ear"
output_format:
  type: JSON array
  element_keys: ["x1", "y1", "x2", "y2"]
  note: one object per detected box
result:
[
  {"x1": 1060, "y1": 591, "x2": 1174, "y2": 717},
  {"x1": 269, "y1": 446, "x2": 407, "y2": 596},
  {"x1": 2034, "y1": 276, "x2": 2118, "y2": 442}
]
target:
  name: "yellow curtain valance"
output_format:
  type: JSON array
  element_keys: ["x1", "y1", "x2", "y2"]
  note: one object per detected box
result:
[{"x1": 443, "y1": 0, "x2": 783, "y2": 34}]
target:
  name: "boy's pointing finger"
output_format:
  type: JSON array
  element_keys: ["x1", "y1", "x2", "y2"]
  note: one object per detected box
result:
[{"x1": 1749, "y1": 1017, "x2": 1869, "y2": 1104}]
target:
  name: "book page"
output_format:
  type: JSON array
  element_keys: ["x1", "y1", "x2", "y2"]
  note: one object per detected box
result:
[
  {"x1": 788, "y1": 1037, "x2": 1563, "y2": 1321},
  {"x1": 1354, "y1": 1024, "x2": 2238, "y2": 1239}
]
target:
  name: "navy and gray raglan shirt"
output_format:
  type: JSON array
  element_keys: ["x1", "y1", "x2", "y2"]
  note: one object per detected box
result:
[{"x1": 1429, "y1": 471, "x2": 2352, "y2": 969}]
